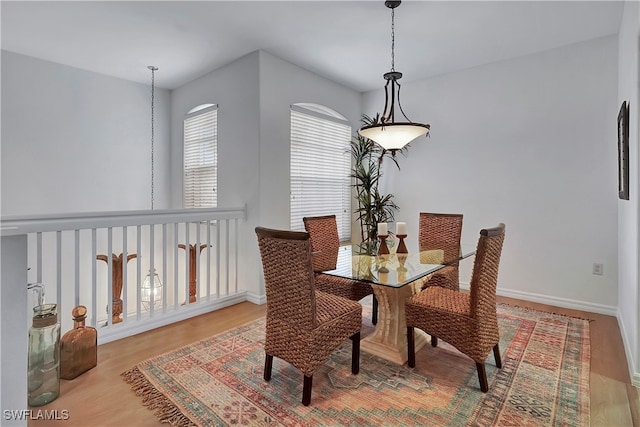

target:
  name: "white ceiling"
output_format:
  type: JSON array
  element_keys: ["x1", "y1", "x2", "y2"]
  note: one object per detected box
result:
[{"x1": 1, "y1": 1, "x2": 624, "y2": 92}]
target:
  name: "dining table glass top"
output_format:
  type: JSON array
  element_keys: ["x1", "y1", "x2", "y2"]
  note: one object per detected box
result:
[{"x1": 320, "y1": 244, "x2": 476, "y2": 288}]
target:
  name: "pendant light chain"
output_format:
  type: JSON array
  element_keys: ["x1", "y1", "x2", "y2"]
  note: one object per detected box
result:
[
  {"x1": 148, "y1": 66, "x2": 158, "y2": 210},
  {"x1": 390, "y1": 7, "x2": 395, "y2": 72}
]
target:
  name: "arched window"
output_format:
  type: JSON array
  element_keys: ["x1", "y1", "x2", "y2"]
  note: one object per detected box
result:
[
  {"x1": 290, "y1": 103, "x2": 351, "y2": 241},
  {"x1": 184, "y1": 104, "x2": 217, "y2": 208}
]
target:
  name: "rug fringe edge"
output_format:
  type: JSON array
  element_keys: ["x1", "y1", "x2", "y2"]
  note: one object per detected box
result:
[
  {"x1": 121, "y1": 366, "x2": 197, "y2": 427},
  {"x1": 498, "y1": 302, "x2": 595, "y2": 322}
]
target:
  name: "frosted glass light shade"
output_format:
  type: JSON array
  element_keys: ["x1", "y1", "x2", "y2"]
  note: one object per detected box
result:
[{"x1": 359, "y1": 122, "x2": 430, "y2": 151}]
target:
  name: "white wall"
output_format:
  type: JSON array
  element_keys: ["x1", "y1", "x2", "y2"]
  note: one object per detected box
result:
[
  {"x1": 617, "y1": 0, "x2": 640, "y2": 385},
  {"x1": 170, "y1": 51, "x2": 262, "y2": 300},
  {"x1": 256, "y1": 51, "x2": 361, "y2": 297},
  {"x1": 171, "y1": 50, "x2": 361, "y2": 299},
  {"x1": 364, "y1": 36, "x2": 619, "y2": 314},
  {"x1": 1, "y1": 47, "x2": 361, "y2": 302},
  {"x1": 1, "y1": 51, "x2": 171, "y2": 216},
  {"x1": 170, "y1": 52, "x2": 260, "y2": 211},
  {"x1": 1, "y1": 235, "x2": 28, "y2": 426},
  {"x1": 257, "y1": 51, "x2": 362, "y2": 229}
]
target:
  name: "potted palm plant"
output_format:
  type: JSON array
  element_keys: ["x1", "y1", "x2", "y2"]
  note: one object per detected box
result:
[{"x1": 351, "y1": 115, "x2": 408, "y2": 255}]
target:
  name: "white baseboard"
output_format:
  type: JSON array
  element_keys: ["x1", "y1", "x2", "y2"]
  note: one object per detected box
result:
[
  {"x1": 616, "y1": 309, "x2": 640, "y2": 387},
  {"x1": 459, "y1": 282, "x2": 618, "y2": 316},
  {"x1": 632, "y1": 373, "x2": 640, "y2": 388},
  {"x1": 245, "y1": 292, "x2": 266, "y2": 305}
]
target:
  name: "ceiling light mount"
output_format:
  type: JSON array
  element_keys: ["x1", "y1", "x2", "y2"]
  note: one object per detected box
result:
[
  {"x1": 359, "y1": 0, "x2": 430, "y2": 153},
  {"x1": 384, "y1": 71, "x2": 402, "y2": 80},
  {"x1": 385, "y1": 1, "x2": 401, "y2": 10}
]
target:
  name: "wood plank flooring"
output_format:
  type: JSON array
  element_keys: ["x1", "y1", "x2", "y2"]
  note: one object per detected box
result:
[{"x1": 28, "y1": 297, "x2": 638, "y2": 427}]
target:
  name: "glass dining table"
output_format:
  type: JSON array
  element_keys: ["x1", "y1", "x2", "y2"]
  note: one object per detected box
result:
[{"x1": 321, "y1": 244, "x2": 476, "y2": 365}]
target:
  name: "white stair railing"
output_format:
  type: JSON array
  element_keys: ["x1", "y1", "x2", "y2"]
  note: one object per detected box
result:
[{"x1": 2, "y1": 206, "x2": 246, "y2": 344}]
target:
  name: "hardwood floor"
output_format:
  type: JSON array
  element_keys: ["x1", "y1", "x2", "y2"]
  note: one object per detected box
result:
[{"x1": 28, "y1": 297, "x2": 638, "y2": 427}]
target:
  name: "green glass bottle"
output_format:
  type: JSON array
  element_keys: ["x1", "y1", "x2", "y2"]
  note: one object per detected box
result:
[{"x1": 28, "y1": 303, "x2": 61, "y2": 407}]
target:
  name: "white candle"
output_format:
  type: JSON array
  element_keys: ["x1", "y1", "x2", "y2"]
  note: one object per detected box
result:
[
  {"x1": 396, "y1": 222, "x2": 407, "y2": 235},
  {"x1": 377, "y1": 222, "x2": 388, "y2": 236}
]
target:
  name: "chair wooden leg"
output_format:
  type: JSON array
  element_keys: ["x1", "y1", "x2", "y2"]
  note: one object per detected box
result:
[
  {"x1": 493, "y1": 344, "x2": 502, "y2": 369},
  {"x1": 431, "y1": 335, "x2": 438, "y2": 347},
  {"x1": 302, "y1": 375, "x2": 313, "y2": 406},
  {"x1": 350, "y1": 331, "x2": 361, "y2": 374},
  {"x1": 407, "y1": 327, "x2": 416, "y2": 368},
  {"x1": 476, "y1": 362, "x2": 489, "y2": 392},
  {"x1": 372, "y1": 294, "x2": 378, "y2": 325},
  {"x1": 264, "y1": 354, "x2": 273, "y2": 381}
]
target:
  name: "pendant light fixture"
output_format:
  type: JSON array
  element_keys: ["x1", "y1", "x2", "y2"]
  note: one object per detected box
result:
[
  {"x1": 359, "y1": 1, "x2": 430, "y2": 153},
  {"x1": 144, "y1": 65, "x2": 163, "y2": 312},
  {"x1": 141, "y1": 267, "x2": 163, "y2": 311}
]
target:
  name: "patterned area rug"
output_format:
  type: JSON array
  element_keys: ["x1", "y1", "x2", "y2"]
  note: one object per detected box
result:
[{"x1": 122, "y1": 303, "x2": 590, "y2": 426}]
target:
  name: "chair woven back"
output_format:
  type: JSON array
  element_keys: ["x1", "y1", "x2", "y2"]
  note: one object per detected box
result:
[
  {"x1": 255, "y1": 227, "x2": 316, "y2": 330},
  {"x1": 468, "y1": 223, "x2": 506, "y2": 325},
  {"x1": 303, "y1": 215, "x2": 340, "y2": 272},
  {"x1": 418, "y1": 212, "x2": 463, "y2": 263}
]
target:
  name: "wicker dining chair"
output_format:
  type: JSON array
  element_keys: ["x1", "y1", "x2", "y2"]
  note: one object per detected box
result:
[
  {"x1": 418, "y1": 212, "x2": 464, "y2": 291},
  {"x1": 406, "y1": 223, "x2": 506, "y2": 392},
  {"x1": 255, "y1": 226, "x2": 362, "y2": 406},
  {"x1": 303, "y1": 215, "x2": 378, "y2": 324}
]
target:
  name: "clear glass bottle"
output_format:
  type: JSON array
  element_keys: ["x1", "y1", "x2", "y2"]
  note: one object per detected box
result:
[
  {"x1": 60, "y1": 305, "x2": 97, "y2": 380},
  {"x1": 28, "y1": 303, "x2": 61, "y2": 406}
]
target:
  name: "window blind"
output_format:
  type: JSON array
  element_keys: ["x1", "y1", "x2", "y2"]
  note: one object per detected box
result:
[
  {"x1": 290, "y1": 105, "x2": 351, "y2": 241},
  {"x1": 184, "y1": 105, "x2": 217, "y2": 208}
]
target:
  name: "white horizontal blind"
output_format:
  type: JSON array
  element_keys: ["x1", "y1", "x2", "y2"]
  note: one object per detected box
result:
[
  {"x1": 184, "y1": 105, "x2": 217, "y2": 208},
  {"x1": 290, "y1": 105, "x2": 351, "y2": 241}
]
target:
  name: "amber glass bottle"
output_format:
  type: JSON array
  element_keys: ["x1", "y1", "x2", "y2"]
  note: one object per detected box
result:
[{"x1": 60, "y1": 305, "x2": 97, "y2": 380}]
